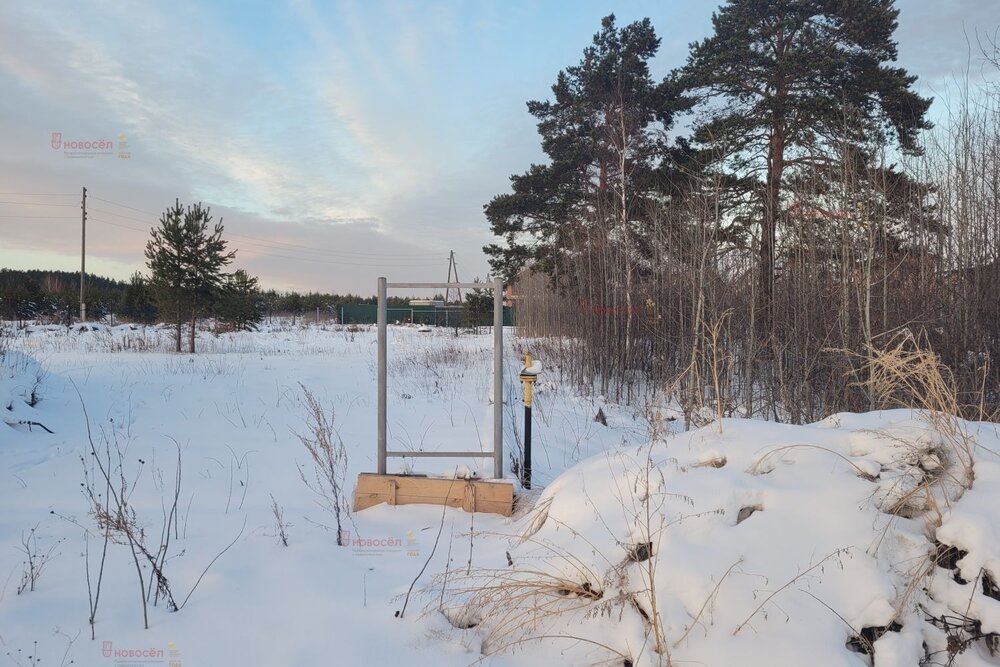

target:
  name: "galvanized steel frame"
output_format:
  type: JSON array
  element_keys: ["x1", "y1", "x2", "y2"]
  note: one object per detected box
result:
[{"x1": 376, "y1": 278, "x2": 505, "y2": 478}]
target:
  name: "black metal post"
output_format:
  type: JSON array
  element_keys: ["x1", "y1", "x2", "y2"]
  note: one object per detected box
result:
[
  {"x1": 519, "y1": 351, "x2": 536, "y2": 490},
  {"x1": 523, "y1": 403, "x2": 532, "y2": 489}
]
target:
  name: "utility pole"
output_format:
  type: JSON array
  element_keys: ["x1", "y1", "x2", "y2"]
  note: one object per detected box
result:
[
  {"x1": 80, "y1": 186, "x2": 87, "y2": 323},
  {"x1": 444, "y1": 250, "x2": 462, "y2": 303}
]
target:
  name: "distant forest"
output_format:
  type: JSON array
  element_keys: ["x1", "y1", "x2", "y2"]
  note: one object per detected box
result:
[{"x1": 0, "y1": 268, "x2": 405, "y2": 324}]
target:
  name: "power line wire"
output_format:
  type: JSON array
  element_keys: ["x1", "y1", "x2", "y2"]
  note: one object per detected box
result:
[
  {"x1": 0, "y1": 214, "x2": 78, "y2": 219},
  {"x1": 86, "y1": 217, "x2": 146, "y2": 233},
  {"x1": 0, "y1": 201, "x2": 78, "y2": 207},
  {"x1": 0, "y1": 192, "x2": 77, "y2": 196},
  {"x1": 88, "y1": 206, "x2": 152, "y2": 223},
  {"x1": 230, "y1": 235, "x2": 447, "y2": 261},
  {"x1": 224, "y1": 230, "x2": 426, "y2": 259},
  {"x1": 232, "y1": 249, "x2": 451, "y2": 267},
  {"x1": 3, "y1": 200, "x2": 448, "y2": 266},
  {"x1": 88, "y1": 195, "x2": 156, "y2": 215},
  {"x1": 89, "y1": 202, "x2": 434, "y2": 260},
  {"x1": 87, "y1": 217, "x2": 448, "y2": 268}
]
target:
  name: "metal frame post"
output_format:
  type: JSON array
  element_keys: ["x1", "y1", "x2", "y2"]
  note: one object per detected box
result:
[
  {"x1": 375, "y1": 278, "x2": 506, "y2": 480},
  {"x1": 377, "y1": 277, "x2": 387, "y2": 475},
  {"x1": 492, "y1": 278, "x2": 504, "y2": 478},
  {"x1": 80, "y1": 186, "x2": 87, "y2": 323}
]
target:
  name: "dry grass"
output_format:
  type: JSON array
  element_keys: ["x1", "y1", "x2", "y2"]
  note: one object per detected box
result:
[
  {"x1": 854, "y1": 332, "x2": 977, "y2": 489},
  {"x1": 270, "y1": 493, "x2": 290, "y2": 547},
  {"x1": 748, "y1": 443, "x2": 880, "y2": 481},
  {"x1": 828, "y1": 331, "x2": 981, "y2": 525},
  {"x1": 433, "y1": 533, "x2": 612, "y2": 658},
  {"x1": 431, "y1": 446, "x2": 681, "y2": 666},
  {"x1": 295, "y1": 385, "x2": 350, "y2": 545},
  {"x1": 0, "y1": 321, "x2": 11, "y2": 358},
  {"x1": 835, "y1": 333, "x2": 994, "y2": 653}
]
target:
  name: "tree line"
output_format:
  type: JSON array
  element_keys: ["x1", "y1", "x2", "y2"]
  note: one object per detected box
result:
[
  {"x1": 3, "y1": 209, "x2": 484, "y2": 351},
  {"x1": 488, "y1": 2, "x2": 1000, "y2": 421},
  {"x1": 0, "y1": 268, "x2": 403, "y2": 334}
]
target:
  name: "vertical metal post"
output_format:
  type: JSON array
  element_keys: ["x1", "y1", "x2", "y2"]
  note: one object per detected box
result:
[
  {"x1": 80, "y1": 186, "x2": 87, "y2": 323},
  {"x1": 492, "y1": 278, "x2": 504, "y2": 478},
  {"x1": 377, "y1": 277, "x2": 387, "y2": 475},
  {"x1": 520, "y1": 352, "x2": 534, "y2": 490},
  {"x1": 523, "y1": 403, "x2": 532, "y2": 488}
]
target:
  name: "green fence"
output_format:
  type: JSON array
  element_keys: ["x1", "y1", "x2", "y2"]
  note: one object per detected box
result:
[{"x1": 337, "y1": 303, "x2": 515, "y2": 327}]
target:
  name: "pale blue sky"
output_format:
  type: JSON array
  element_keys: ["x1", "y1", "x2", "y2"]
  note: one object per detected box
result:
[{"x1": 0, "y1": 0, "x2": 996, "y2": 293}]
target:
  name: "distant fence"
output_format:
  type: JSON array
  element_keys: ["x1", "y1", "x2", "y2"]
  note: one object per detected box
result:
[{"x1": 337, "y1": 303, "x2": 515, "y2": 327}]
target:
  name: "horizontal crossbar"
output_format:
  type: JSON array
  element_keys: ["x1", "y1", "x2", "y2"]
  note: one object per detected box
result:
[
  {"x1": 385, "y1": 450, "x2": 494, "y2": 458},
  {"x1": 386, "y1": 282, "x2": 494, "y2": 289}
]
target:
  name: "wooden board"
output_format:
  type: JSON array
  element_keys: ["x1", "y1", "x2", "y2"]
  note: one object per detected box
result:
[{"x1": 353, "y1": 473, "x2": 514, "y2": 516}]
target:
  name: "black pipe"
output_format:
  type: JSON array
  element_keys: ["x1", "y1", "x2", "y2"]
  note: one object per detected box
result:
[{"x1": 523, "y1": 404, "x2": 532, "y2": 489}]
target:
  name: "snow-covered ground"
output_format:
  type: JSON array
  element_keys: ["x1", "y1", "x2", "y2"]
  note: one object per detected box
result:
[{"x1": 2, "y1": 323, "x2": 999, "y2": 666}]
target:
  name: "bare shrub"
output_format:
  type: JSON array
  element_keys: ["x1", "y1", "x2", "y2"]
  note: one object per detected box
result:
[
  {"x1": 295, "y1": 385, "x2": 350, "y2": 545},
  {"x1": 16, "y1": 524, "x2": 62, "y2": 594},
  {"x1": 81, "y1": 418, "x2": 181, "y2": 628},
  {"x1": 3, "y1": 629, "x2": 80, "y2": 667},
  {"x1": 78, "y1": 393, "x2": 239, "y2": 632}
]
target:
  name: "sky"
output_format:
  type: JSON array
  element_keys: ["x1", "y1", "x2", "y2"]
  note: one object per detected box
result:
[{"x1": 0, "y1": 0, "x2": 997, "y2": 295}]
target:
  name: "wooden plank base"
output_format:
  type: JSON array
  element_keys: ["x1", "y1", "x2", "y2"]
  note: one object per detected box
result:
[{"x1": 353, "y1": 473, "x2": 514, "y2": 516}]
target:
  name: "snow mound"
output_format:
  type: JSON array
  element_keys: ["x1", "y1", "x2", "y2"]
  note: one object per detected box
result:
[{"x1": 443, "y1": 411, "x2": 1000, "y2": 667}]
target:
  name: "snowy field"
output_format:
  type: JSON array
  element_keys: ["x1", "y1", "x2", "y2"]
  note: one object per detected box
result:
[{"x1": 2, "y1": 323, "x2": 1000, "y2": 667}]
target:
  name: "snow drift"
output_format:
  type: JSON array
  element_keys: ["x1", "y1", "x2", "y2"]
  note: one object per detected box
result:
[{"x1": 442, "y1": 412, "x2": 1000, "y2": 667}]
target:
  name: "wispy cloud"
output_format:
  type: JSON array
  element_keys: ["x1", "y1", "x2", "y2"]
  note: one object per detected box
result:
[
  {"x1": 1, "y1": 2, "x2": 374, "y2": 222},
  {"x1": 1, "y1": 0, "x2": 992, "y2": 292}
]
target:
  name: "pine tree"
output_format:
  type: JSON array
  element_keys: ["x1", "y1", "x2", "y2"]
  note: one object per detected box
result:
[
  {"x1": 145, "y1": 200, "x2": 235, "y2": 352},
  {"x1": 679, "y1": 0, "x2": 932, "y2": 325},
  {"x1": 119, "y1": 272, "x2": 158, "y2": 324},
  {"x1": 282, "y1": 292, "x2": 303, "y2": 320},
  {"x1": 463, "y1": 282, "x2": 493, "y2": 331},
  {"x1": 216, "y1": 269, "x2": 262, "y2": 332},
  {"x1": 484, "y1": 14, "x2": 690, "y2": 286},
  {"x1": 0, "y1": 278, "x2": 44, "y2": 325}
]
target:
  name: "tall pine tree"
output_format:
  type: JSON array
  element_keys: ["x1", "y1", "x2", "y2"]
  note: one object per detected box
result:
[
  {"x1": 484, "y1": 15, "x2": 690, "y2": 288},
  {"x1": 679, "y1": 0, "x2": 932, "y2": 326}
]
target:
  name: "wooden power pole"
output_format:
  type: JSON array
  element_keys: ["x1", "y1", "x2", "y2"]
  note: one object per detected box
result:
[{"x1": 80, "y1": 186, "x2": 87, "y2": 323}]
